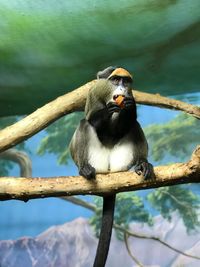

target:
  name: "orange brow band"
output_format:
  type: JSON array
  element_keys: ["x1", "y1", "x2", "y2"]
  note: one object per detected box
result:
[{"x1": 108, "y1": 68, "x2": 133, "y2": 79}]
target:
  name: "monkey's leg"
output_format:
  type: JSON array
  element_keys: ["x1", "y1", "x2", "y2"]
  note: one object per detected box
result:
[
  {"x1": 70, "y1": 119, "x2": 96, "y2": 179},
  {"x1": 79, "y1": 163, "x2": 96, "y2": 180}
]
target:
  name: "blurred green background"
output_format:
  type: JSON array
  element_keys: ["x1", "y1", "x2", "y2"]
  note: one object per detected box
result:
[{"x1": 0, "y1": 0, "x2": 200, "y2": 116}]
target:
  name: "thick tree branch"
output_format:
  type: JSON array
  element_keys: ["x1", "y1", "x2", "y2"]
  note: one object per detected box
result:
[
  {"x1": 0, "y1": 80, "x2": 199, "y2": 153},
  {"x1": 133, "y1": 90, "x2": 200, "y2": 119},
  {"x1": 0, "y1": 146, "x2": 199, "y2": 201}
]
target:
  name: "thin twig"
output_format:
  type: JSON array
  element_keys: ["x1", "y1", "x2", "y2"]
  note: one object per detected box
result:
[
  {"x1": 115, "y1": 224, "x2": 200, "y2": 260},
  {"x1": 124, "y1": 232, "x2": 144, "y2": 267},
  {"x1": 0, "y1": 149, "x2": 32, "y2": 177},
  {"x1": 161, "y1": 190, "x2": 199, "y2": 210},
  {"x1": 61, "y1": 196, "x2": 96, "y2": 212},
  {"x1": 161, "y1": 190, "x2": 199, "y2": 225}
]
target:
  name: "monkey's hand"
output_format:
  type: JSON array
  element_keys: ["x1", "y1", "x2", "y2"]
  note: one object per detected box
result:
[
  {"x1": 134, "y1": 160, "x2": 153, "y2": 180},
  {"x1": 79, "y1": 164, "x2": 96, "y2": 180},
  {"x1": 123, "y1": 97, "x2": 135, "y2": 110},
  {"x1": 107, "y1": 102, "x2": 121, "y2": 114}
]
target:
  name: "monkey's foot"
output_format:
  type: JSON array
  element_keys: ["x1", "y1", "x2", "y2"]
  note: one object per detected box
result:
[
  {"x1": 134, "y1": 161, "x2": 153, "y2": 180},
  {"x1": 79, "y1": 164, "x2": 96, "y2": 180}
]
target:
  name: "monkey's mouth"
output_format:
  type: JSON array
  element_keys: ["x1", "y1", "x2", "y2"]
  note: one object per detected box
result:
[
  {"x1": 113, "y1": 94, "x2": 125, "y2": 100},
  {"x1": 113, "y1": 95, "x2": 125, "y2": 108}
]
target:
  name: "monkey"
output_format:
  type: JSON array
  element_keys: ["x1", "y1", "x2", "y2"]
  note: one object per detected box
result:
[{"x1": 70, "y1": 66, "x2": 153, "y2": 267}]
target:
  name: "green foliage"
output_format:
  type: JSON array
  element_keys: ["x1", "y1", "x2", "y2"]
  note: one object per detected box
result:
[
  {"x1": 145, "y1": 113, "x2": 200, "y2": 163},
  {"x1": 37, "y1": 112, "x2": 83, "y2": 164},
  {"x1": 115, "y1": 193, "x2": 153, "y2": 227},
  {"x1": 142, "y1": 112, "x2": 200, "y2": 233},
  {"x1": 90, "y1": 193, "x2": 153, "y2": 240},
  {"x1": 147, "y1": 185, "x2": 200, "y2": 232}
]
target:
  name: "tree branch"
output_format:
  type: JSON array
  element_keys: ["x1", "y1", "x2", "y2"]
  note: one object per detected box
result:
[
  {"x1": 133, "y1": 90, "x2": 200, "y2": 119},
  {"x1": 0, "y1": 80, "x2": 199, "y2": 153},
  {"x1": 0, "y1": 149, "x2": 32, "y2": 177},
  {"x1": 61, "y1": 196, "x2": 96, "y2": 212},
  {"x1": 0, "y1": 146, "x2": 199, "y2": 201},
  {"x1": 115, "y1": 224, "x2": 200, "y2": 260},
  {"x1": 161, "y1": 190, "x2": 198, "y2": 210},
  {"x1": 124, "y1": 232, "x2": 144, "y2": 267}
]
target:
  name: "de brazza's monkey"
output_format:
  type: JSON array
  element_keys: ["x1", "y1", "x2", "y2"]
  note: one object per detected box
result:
[{"x1": 70, "y1": 66, "x2": 153, "y2": 267}]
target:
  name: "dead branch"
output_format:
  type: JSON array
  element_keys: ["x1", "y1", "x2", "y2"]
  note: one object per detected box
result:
[
  {"x1": 0, "y1": 146, "x2": 199, "y2": 201},
  {"x1": 115, "y1": 224, "x2": 200, "y2": 260},
  {"x1": 0, "y1": 80, "x2": 199, "y2": 153},
  {"x1": 61, "y1": 196, "x2": 96, "y2": 212},
  {"x1": 124, "y1": 232, "x2": 144, "y2": 266},
  {"x1": 0, "y1": 149, "x2": 32, "y2": 177}
]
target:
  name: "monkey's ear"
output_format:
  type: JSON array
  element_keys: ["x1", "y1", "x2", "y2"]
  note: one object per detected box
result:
[{"x1": 97, "y1": 66, "x2": 118, "y2": 79}]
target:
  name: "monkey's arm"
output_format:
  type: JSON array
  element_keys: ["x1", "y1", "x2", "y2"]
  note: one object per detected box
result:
[
  {"x1": 88, "y1": 102, "x2": 121, "y2": 130},
  {"x1": 130, "y1": 121, "x2": 153, "y2": 179}
]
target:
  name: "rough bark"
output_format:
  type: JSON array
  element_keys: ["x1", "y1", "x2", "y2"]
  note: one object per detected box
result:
[
  {"x1": 133, "y1": 90, "x2": 200, "y2": 119},
  {"x1": 0, "y1": 146, "x2": 199, "y2": 201},
  {"x1": 0, "y1": 80, "x2": 199, "y2": 153}
]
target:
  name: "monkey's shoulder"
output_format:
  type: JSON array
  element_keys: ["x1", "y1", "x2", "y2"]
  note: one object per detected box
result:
[{"x1": 89, "y1": 79, "x2": 113, "y2": 100}]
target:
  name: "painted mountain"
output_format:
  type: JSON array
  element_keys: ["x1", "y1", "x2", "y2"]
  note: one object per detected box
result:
[{"x1": 0, "y1": 213, "x2": 199, "y2": 267}]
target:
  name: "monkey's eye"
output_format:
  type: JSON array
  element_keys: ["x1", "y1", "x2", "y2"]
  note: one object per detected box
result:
[
  {"x1": 109, "y1": 76, "x2": 120, "y2": 84},
  {"x1": 123, "y1": 77, "x2": 132, "y2": 86}
]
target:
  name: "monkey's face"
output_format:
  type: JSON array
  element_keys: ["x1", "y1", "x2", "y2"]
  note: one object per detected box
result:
[{"x1": 108, "y1": 76, "x2": 133, "y2": 101}]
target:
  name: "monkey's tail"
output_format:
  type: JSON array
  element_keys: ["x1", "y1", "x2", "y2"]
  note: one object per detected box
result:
[{"x1": 93, "y1": 194, "x2": 116, "y2": 267}]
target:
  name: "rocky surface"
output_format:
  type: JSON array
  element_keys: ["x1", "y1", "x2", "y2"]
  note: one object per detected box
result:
[{"x1": 0, "y1": 214, "x2": 200, "y2": 267}]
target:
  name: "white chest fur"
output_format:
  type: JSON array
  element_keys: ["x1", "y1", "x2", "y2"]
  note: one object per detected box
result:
[{"x1": 88, "y1": 127, "x2": 135, "y2": 173}]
